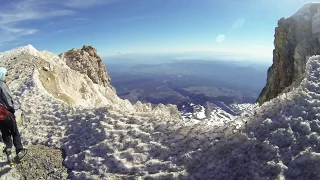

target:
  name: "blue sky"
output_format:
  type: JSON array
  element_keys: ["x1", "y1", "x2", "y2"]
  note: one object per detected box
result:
[{"x1": 0, "y1": 0, "x2": 318, "y2": 62}]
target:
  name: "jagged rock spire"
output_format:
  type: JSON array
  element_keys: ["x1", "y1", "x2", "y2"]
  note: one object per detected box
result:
[{"x1": 59, "y1": 45, "x2": 111, "y2": 88}]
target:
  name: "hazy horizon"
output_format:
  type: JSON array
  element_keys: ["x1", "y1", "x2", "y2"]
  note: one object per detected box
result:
[{"x1": 102, "y1": 52, "x2": 273, "y2": 66}]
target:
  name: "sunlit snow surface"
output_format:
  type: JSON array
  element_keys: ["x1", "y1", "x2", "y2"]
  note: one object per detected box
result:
[
  {"x1": 0, "y1": 45, "x2": 320, "y2": 179},
  {"x1": 181, "y1": 102, "x2": 255, "y2": 126}
]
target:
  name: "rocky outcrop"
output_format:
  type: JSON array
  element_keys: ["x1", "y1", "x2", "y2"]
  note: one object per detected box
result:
[
  {"x1": 59, "y1": 45, "x2": 111, "y2": 88},
  {"x1": 257, "y1": 3, "x2": 320, "y2": 105},
  {"x1": 16, "y1": 145, "x2": 68, "y2": 179}
]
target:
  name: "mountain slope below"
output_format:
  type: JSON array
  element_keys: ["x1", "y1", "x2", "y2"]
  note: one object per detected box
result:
[{"x1": 0, "y1": 45, "x2": 182, "y2": 179}]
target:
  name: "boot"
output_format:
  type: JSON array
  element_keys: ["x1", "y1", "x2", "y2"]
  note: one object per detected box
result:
[
  {"x1": 16, "y1": 149, "x2": 27, "y2": 161},
  {"x1": 4, "y1": 148, "x2": 14, "y2": 165}
]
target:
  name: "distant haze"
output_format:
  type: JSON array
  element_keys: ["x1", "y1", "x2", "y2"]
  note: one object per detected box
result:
[{"x1": 103, "y1": 52, "x2": 273, "y2": 66}]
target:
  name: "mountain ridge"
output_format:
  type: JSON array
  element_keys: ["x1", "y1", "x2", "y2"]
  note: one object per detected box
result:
[{"x1": 258, "y1": 2, "x2": 320, "y2": 105}]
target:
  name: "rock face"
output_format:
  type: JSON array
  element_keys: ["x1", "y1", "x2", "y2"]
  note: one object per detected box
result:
[
  {"x1": 59, "y1": 45, "x2": 111, "y2": 88},
  {"x1": 257, "y1": 3, "x2": 320, "y2": 105}
]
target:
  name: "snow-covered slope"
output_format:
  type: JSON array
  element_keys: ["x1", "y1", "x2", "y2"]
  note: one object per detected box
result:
[
  {"x1": 0, "y1": 45, "x2": 320, "y2": 179},
  {"x1": 240, "y1": 55, "x2": 320, "y2": 179},
  {"x1": 180, "y1": 103, "x2": 207, "y2": 120},
  {"x1": 180, "y1": 102, "x2": 255, "y2": 126},
  {"x1": 0, "y1": 45, "x2": 182, "y2": 179}
]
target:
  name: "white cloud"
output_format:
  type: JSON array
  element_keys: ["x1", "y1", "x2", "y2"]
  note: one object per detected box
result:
[
  {"x1": 54, "y1": 29, "x2": 76, "y2": 33},
  {"x1": 63, "y1": 0, "x2": 120, "y2": 8},
  {"x1": 0, "y1": 0, "x2": 119, "y2": 45},
  {"x1": 73, "y1": 18, "x2": 88, "y2": 21},
  {"x1": 0, "y1": 1, "x2": 74, "y2": 45},
  {"x1": 216, "y1": 34, "x2": 225, "y2": 43},
  {"x1": 0, "y1": 24, "x2": 38, "y2": 45},
  {"x1": 0, "y1": 1, "x2": 75, "y2": 24},
  {"x1": 1, "y1": 26, "x2": 37, "y2": 35}
]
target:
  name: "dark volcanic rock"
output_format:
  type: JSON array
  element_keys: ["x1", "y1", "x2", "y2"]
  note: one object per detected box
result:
[{"x1": 257, "y1": 3, "x2": 320, "y2": 105}]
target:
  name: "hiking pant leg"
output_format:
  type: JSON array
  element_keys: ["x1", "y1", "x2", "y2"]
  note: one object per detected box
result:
[
  {"x1": 0, "y1": 119, "x2": 13, "y2": 150},
  {"x1": 8, "y1": 113, "x2": 23, "y2": 152}
]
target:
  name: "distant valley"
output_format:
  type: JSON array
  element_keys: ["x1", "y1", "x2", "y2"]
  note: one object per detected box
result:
[{"x1": 104, "y1": 59, "x2": 269, "y2": 116}]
